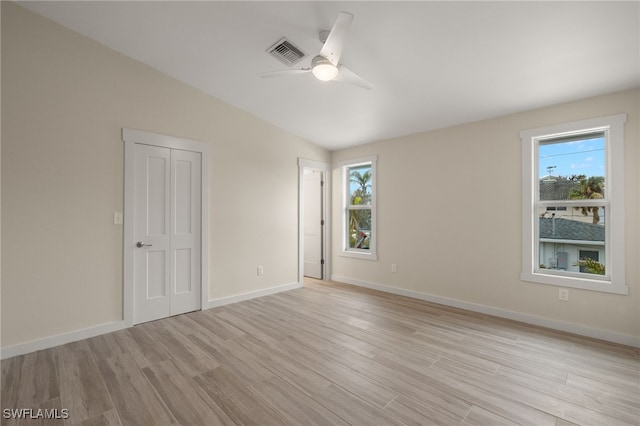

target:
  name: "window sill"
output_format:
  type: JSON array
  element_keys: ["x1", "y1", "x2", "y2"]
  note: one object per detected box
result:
[
  {"x1": 520, "y1": 271, "x2": 628, "y2": 295},
  {"x1": 340, "y1": 250, "x2": 378, "y2": 261}
]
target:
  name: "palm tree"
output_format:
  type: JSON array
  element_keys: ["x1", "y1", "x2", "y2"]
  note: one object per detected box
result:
[
  {"x1": 350, "y1": 169, "x2": 371, "y2": 205},
  {"x1": 569, "y1": 174, "x2": 604, "y2": 224}
]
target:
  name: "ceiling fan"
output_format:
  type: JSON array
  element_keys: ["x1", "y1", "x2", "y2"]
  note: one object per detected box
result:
[{"x1": 261, "y1": 12, "x2": 374, "y2": 90}]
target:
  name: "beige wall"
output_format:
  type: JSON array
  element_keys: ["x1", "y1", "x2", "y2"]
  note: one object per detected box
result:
[
  {"x1": 332, "y1": 88, "x2": 640, "y2": 341},
  {"x1": 1, "y1": 3, "x2": 329, "y2": 347}
]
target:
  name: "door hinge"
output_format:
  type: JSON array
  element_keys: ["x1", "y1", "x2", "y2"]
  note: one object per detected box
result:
[
  {"x1": 321, "y1": 259, "x2": 325, "y2": 265},
  {"x1": 321, "y1": 180, "x2": 324, "y2": 186},
  {"x1": 321, "y1": 220, "x2": 325, "y2": 226}
]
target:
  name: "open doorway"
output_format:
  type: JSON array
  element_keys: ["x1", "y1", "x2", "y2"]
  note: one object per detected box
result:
[
  {"x1": 298, "y1": 159, "x2": 330, "y2": 284},
  {"x1": 303, "y1": 168, "x2": 323, "y2": 279}
]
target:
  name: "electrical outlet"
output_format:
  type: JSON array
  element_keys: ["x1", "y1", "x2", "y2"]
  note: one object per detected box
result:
[
  {"x1": 558, "y1": 288, "x2": 569, "y2": 301},
  {"x1": 114, "y1": 212, "x2": 123, "y2": 225},
  {"x1": 257, "y1": 266, "x2": 264, "y2": 276},
  {"x1": 391, "y1": 264, "x2": 397, "y2": 273}
]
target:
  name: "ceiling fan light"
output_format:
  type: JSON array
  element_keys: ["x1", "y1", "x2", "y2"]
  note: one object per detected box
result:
[{"x1": 311, "y1": 56, "x2": 339, "y2": 81}]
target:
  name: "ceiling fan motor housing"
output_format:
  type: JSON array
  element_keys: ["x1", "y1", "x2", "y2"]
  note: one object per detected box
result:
[{"x1": 311, "y1": 55, "x2": 339, "y2": 81}]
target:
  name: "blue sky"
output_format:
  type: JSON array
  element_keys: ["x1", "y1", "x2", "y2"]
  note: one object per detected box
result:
[{"x1": 539, "y1": 136, "x2": 605, "y2": 179}]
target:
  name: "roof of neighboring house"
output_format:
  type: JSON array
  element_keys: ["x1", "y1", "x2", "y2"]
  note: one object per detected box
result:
[
  {"x1": 539, "y1": 177, "x2": 579, "y2": 201},
  {"x1": 539, "y1": 217, "x2": 605, "y2": 242}
]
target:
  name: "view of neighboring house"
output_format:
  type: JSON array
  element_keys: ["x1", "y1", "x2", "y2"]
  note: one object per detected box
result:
[
  {"x1": 539, "y1": 216, "x2": 605, "y2": 273},
  {"x1": 537, "y1": 176, "x2": 605, "y2": 274},
  {"x1": 538, "y1": 176, "x2": 602, "y2": 224}
]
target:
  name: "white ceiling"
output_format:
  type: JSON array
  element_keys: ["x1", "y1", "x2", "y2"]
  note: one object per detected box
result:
[{"x1": 18, "y1": 1, "x2": 640, "y2": 151}]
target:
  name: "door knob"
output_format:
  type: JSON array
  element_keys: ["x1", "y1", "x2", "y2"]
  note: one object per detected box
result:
[{"x1": 136, "y1": 241, "x2": 152, "y2": 248}]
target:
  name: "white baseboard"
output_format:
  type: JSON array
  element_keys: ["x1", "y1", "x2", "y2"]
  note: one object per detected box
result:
[
  {"x1": 1, "y1": 282, "x2": 303, "y2": 360},
  {"x1": 5, "y1": 276, "x2": 633, "y2": 359},
  {"x1": 1, "y1": 320, "x2": 127, "y2": 360},
  {"x1": 331, "y1": 275, "x2": 640, "y2": 348},
  {"x1": 204, "y1": 281, "x2": 302, "y2": 309}
]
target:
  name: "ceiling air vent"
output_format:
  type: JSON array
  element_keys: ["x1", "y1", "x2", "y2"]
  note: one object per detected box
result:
[{"x1": 266, "y1": 37, "x2": 306, "y2": 66}]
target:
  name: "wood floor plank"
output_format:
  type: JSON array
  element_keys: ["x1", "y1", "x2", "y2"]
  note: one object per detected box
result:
[
  {"x1": 86, "y1": 331, "x2": 130, "y2": 362},
  {"x1": 3, "y1": 349, "x2": 59, "y2": 410},
  {"x1": 231, "y1": 333, "x2": 334, "y2": 396},
  {"x1": 54, "y1": 342, "x2": 113, "y2": 424},
  {"x1": 312, "y1": 384, "x2": 407, "y2": 426},
  {"x1": 142, "y1": 360, "x2": 235, "y2": 425},
  {"x1": 570, "y1": 337, "x2": 640, "y2": 359},
  {"x1": 264, "y1": 312, "x2": 380, "y2": 359},
  {"x1": 273, "y1": 335, "x2": 399, "y2": 409},
  {"x1": 565, "y1": 372, "x2": 640, "y2": 409},
  {"x1": 95, "y1": 352, "x2": 176, "y2": 425},
  {"x1": 383, "y1": 394, "x2": 470, "y2": 426},
  {"x1": 142, "y1": 321, "x2": 220, "y2": 377},
  {"x1": 119, "y1": 325, "x2": 171, "y2": 369},
  {"x1": 3, "y1": 279, "x2": 639, "y2": 426},
  {"x1": 433, "y1": 355, "x2": 636, "y2": 426},
  {"x1": 430, "y1": 355, "x2": 499, "y2": 379},
  {"x1": 220, "y1": 299, "x2": 274, "y2": 319},
  {"x1": 300, "y1": 339, "x2": 478, "y2": 423},
  {"x1": 74, "y1": 409, "x2": 122, "y2": 426},
  {"x1": 248, "y1": 375, "x2": 349, "y2": 426},
  {"x1": 1, "y1": 356, "x2": 21, "y2": 418},
  {"x1": 562, "y1": 358, "x2": 640, "y2": 392},
  {"x1": 158, "y1": 313, "x2": 219, "y2": 340},
  {"x1": 331, "y1": 339, "x2": 557, "y2": 425},
  {"x1": 194, "y1": 366, "x2": 288, "y2": 426},
  {"x1": 447, "y1": 334, "x2": 570, "y2": 383},
  {"x1": 462, "y1": 405, "x2": 520, "y2": 426},
  {"x1": 212, "y1": 309, "x2": 288, "y2": 345},
  {"x1": 556, "y1": 418, "x2": 582, "y2": 426},
  {"x1": 494, "y1": 365, "x2": 640, "y2": 424},
  {"x1": 197, "y1": 310, "x2": 247, "y2": 340},
  {"x1": 187, "y1": 333, "x2": 274, "y2": 386}
]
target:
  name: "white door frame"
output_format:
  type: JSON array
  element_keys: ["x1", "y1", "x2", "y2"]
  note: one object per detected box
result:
[
  {"x1": 298, "y1": 158, "x2": 330, "y2": 284},
  {"x1": 123, "y1": 128, "x2": 210, "y2": 327}
]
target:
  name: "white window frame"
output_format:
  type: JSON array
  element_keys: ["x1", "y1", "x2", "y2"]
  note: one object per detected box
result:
[
  {"x1": 521, "y1": 114, "x2": 627, "y2": 295},
  {"x1": 340, "y1": 156, "x2": 377, "y2": 260}
]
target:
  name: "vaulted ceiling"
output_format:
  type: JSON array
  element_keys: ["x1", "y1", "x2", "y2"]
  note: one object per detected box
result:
[{"x1": 18, "y1": 1, "x2": 640, "y2": 150}]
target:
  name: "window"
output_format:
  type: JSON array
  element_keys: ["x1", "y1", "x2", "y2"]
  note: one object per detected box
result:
[
  {"x1": 341, "y1": 156, "x2": 377, "y2": 260},
  {"x1": 521, "y1": 114, "x2": 627, "y2": 294}
]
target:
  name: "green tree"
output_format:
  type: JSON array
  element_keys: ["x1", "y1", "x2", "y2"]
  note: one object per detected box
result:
[
  {"x1": 569, "y1": 174, "x2": 604, "y2": 224},
  {"x1": 350, "y1": 170, "x2": 371, "y2": 205}
]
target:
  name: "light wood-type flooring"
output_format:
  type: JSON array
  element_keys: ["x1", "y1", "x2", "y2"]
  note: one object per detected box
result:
[{"x1": 2, "y1": 279, "x2": 639, "y2": 425}]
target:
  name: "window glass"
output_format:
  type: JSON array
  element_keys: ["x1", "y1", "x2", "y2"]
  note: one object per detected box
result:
[
  {"x1": 348, "y1": 209, "x2": 371, "y2": 249},
  {"x1": 538, "y1": 132, "x2": 605, "y2": 201},
  {"x1": 348, "y1": 164, "x2": 372, "y2": 205},
  {"x1": 538, "y1": 206, "x2": 606, "y2": 276}
]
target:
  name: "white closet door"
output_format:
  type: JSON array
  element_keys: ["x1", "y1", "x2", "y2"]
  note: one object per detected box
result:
[{"x1": 133, "y1": 145, "x2": 201, "y2": 324}]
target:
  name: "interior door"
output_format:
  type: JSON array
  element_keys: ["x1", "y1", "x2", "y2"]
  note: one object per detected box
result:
[
  {"x1": 303, "y1": 170, "x2": 323, "y2": 279},
  {"x1": 170, "y1": 149, "x2": 202, "y2": 316},
  {"x1": 134, "y1": 144, "x2": 201, "y2": 324}
]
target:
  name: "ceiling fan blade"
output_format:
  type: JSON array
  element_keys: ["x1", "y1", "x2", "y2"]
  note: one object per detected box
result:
[
  {"x1": 335, "y1": 65, "x2": 374, "y2": 90},
  {"x1": 319, "y1": 11, "x2": 354, "y2": 67},
  {"x1": 260, "y1": 68, "x2": 311, "y2": 78}
]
